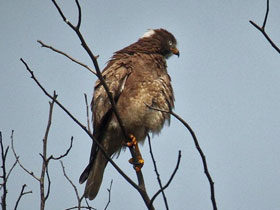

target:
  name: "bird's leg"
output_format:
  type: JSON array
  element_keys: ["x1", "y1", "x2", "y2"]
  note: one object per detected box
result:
[{"x1": 126, "y1": 134, "x2": 144, "y2": 171}]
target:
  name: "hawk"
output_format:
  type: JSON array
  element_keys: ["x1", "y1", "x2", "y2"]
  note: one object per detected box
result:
[{"x1": 79, "y1": 28, "x2": 179, "y2": 200}]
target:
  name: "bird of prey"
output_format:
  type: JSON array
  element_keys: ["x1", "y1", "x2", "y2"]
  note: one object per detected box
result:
[{"x1": 79, "y1": 28, "x2": 179, "y2": 200}]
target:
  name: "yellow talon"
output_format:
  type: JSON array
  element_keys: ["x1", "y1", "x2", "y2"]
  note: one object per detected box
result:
[
  {"x1": 126, "y1": 134, "x2": 137, "y2": 147},
  {"x1": 138, "y1": 158, "x2": 144, "y2": 164},
  {"x1": 127, "y1": 134, "x2": 144, "y2": 171}
]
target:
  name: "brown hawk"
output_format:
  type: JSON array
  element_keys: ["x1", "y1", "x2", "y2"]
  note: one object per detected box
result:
[{"x1": 79, "y1": 28, "x2": 179, "y2": 200}]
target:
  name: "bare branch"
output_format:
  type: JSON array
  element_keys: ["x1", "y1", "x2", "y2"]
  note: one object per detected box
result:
[
  {"x1": 75, "y1": 0, "x2": 82, "y2": 29},
  {"x1": 262, "y1": 0, "x2": 269, "y2": 29},
  {"x1": 249, "y1": 0, "x2": 280, "y2": 53},
  {"x1": 37, "y1": 40, "x2": 97, "y2": 76},
  {"x1": 65, "y1": 206, "x2": 96, "y2": 210},
  {"x1": 85, "y1": 199, "x2": 94, "y2": 210},
  {"x1": 14, "y1": 184, "x2": 32, "y2": 210},
  {"x1": 49, "y1": 136, "x2": 74, "y2": 161},
  {"x1": 39, "y1": 92, "x2": 57, "y2": 209},
  {"x1": 60, "y1": 161, "x2": 83, "y2": 209},
  {"x1": 0, "y1": 132, "x2": 7, "y2": 210},
  {"x1": 44, "y1": 164, "x2": 52, "y2": 202},
  {"x1": 4, "y1": 159, "x2": 17, "y2": 189},
  {"x1": 104, "y1": 180, "x2": 113, "y2": 210},
  {"x1": 147, "y1": 135, "x2": 169, "y2": 210},
  {"x1": 11, "y1": 130, "x2": 40, "y2": 181}
]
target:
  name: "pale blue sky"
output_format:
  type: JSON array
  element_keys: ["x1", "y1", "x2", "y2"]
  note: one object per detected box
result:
[{"x1": 1, "y1": 0, "x2": 280, "y2": 210}]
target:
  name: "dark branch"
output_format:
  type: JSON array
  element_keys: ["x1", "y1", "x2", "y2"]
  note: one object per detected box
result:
[
  {"x1": 11, "y1": 130, "x2": 40, "y2": 181},
  {"x1": 4, "y1": 159, "x2": 17, "y2": 189},
  {"x1": 40, "y1": 93, "x2": 57, "y2": 208},
  {"x1": 37, "y1": 40, "x2": 97, "y2": 76},
  {"x1": 75, "y1": 0, "x2": 82, "y2": 29},
  {"x1": 147, "y1": 135, "x2": 169, "y2": 210},
  {"x1": 104, "y1": 180, "x2": 113, "y2": 210},
  {"x1": 84, "y1": 94, "x2": 92, "y2": 134},
  {"x1": 262, "y1": 0, "x2": 269, "y2": 29},
  {"x1": 65, "y1": 206, "x2": 96, "y2": 210},
  {"x1": 249, "y1": 0, "x2": 280, "y2": 53},
  {"x1": 44, "y1": 164, "x2": 52, "y2": 201},
  {"x1": 14, "y1": 184, "x2": 32, "y2": 210},
  {"x1": 0, "y1": 132, "x2": 7, "y2": 210},
  {"x1": 49, "y1": 136, "x2": 74, "y2": 161},
  {"x1": 60, "y1": 161, "x2": 85, "y2": 210}
]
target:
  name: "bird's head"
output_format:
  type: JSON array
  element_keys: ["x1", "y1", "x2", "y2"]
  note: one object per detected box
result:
[{"x1": 141, "y1": 28, "x2": 179, "y2": 58}]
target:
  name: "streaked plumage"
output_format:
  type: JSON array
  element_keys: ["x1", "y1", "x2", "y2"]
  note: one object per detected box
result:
[{"x1": 79, "y1": 28, "x2": 179, "y2": 200}]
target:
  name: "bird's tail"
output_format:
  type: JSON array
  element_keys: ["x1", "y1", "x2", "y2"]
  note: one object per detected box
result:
[{"x1": 84, "y1": 150, "x2": 108, "y2": 200}]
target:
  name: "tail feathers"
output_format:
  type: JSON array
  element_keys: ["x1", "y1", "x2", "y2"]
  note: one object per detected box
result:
[
  {"x1": 79, "y1": 163, "x2": 91, "y2": 184},
  {"x1": 84, "y1": 151, "x2": 108, "y2": 200}
]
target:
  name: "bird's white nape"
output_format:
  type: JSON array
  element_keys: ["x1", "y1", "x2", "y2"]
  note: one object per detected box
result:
[{"x1": 141, "y1": 29, "x2": 155, "y2": 38}]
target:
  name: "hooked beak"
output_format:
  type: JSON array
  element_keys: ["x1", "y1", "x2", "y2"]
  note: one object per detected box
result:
[{"x1": 170, "y1": 47, "x2": 180, "y2": 57}]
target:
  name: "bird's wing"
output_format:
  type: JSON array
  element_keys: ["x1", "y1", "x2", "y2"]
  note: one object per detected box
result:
[
  {"x1": 79, "y1": 58, "x2": 131, "y2": 184},
  {"x1": 92, "y1": 59, "x2": 131, "y2": 136}
]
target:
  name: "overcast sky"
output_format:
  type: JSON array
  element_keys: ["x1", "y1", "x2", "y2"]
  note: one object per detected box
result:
[{"x1": 1, "y1": 0, "x2": 280, "y2": 210}]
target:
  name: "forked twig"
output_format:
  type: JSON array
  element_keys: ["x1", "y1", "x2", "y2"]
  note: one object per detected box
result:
[
  {"x1": 14, "y1": 184, "x2": 32, "y2": 210},
  {"x1": 11, "y1": 130, "x2": 40, "y2": 181},
  {"x1": 0, "y1": 132, "x2": 8, "y2": 210},
  {"x1": 104, "y1": 180, "x2": 113, "y2": 210},
  {"x1": 49, "y1": 136, "x2": 74, "y2": 161},
  {"x1": 60, "y1": 161, "x2": 84, "y2": 210},
  {"x1": 37, "y1": 40, "x2": 97, "y2": 76},
  {"x1": 249, "y1": 0, "x2": 280, "y2": 53}
]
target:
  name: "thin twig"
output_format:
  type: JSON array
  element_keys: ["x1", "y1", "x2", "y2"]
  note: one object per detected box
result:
[
  {"x1": 65, "y1": 206, "x2": 96, "y2": 210},
  {"x1": 147, "y1": 135, "x2": 169, "y2": 210},
  {"x1": 75, "y1": 0, "x2": 82, "y2": 29},
  {"x1": 44, "y1": 163, "x2": 52, "y2": 202},
  {"x1": 14, "y1": 184, "x2": 32, "y2": 210},
  {"x1": 11, "y1": 130, "x2": 40, "y2": 181},
  {"x1": 40, "y1": 93, "x2": 57, "y2": 209},
  {"x1": 0, "y1": 132, "x2": 7, "y2": 210},
  {"x1": 104, "y1": 180, "x2": 113, "y2": 210},
  {"x1": 60, "y1": 161, "x2": 83, "y2": 210},
  {"x1": 85, "y1": 199, "x2": 93, "y2": 210},
  {"x1": 249, "y1": 0, "x2": 280, "y2": 53},
  {"x1": 37, "y1": 40, "x2": 97, "y2": 76},
  {"x1": 49, "y1": 136, "x2": 74, "y2": 160},
  {"x1": 5, "y1": 159, "x2": 18, "y2": 188},
  {"x1": 262, "y1": 0, "x2": 269, "y2": 29}
]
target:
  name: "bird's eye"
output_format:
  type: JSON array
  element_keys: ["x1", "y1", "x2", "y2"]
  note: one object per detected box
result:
[{"x1": 168, "y1": 40, "x2": 173, "y2": 46}]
